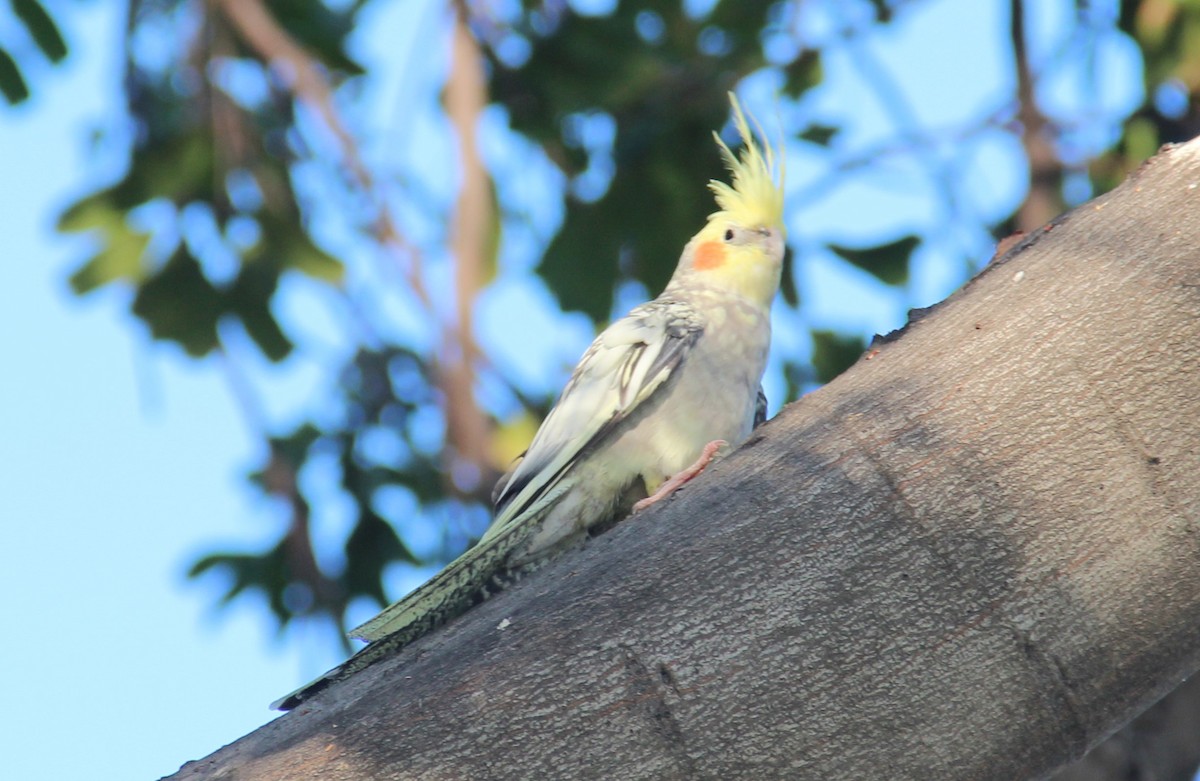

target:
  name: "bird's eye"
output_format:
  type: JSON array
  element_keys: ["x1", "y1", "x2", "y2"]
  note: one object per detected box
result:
[{"x1": 724, "y1": 229, "x2": 735, "y2": 241}]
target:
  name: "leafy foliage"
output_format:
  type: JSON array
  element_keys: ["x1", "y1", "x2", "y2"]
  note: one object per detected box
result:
[
  {"x1": 0, "y1": 0, "x2": 66, "y2": 103},
  {"x1": 486, "y1": 0, "x2": 794, "y2": 320},
  {"x1": 10, "y1": 0, "x2": 1200, "y2": 652},
  {"x1": 828, "y1": 235, "x2": 920, "y2": 287}
]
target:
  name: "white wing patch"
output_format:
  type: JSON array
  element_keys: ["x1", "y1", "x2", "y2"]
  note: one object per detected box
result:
[{"x1": 487, "y1": 300, "x2": 704, "y2": 542}]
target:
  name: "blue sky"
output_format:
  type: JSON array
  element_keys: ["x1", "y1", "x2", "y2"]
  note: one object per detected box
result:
[
  {"x1": 0, "y1": 1, "x2": 1142, "y2": 779},
  {"x1": 0, "y1": 4, "x2": 300, "y2": 777}
]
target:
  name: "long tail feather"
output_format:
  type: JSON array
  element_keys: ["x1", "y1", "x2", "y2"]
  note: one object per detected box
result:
[{"x1": 271, "y1": 518, "x2": 539, "y2": 710}]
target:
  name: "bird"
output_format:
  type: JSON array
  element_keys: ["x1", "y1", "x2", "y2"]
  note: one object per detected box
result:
[{"x1": 271, "y1": 92, "x2": 785, "y2": 711}]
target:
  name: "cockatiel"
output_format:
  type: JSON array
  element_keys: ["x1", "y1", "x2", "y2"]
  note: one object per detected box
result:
[{"x1": 272, "y1": 93, "x2": 785, "y2": 710}]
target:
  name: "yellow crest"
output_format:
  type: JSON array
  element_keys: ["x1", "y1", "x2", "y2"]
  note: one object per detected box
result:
[{"x1": 708, "y1": 93, "x2": 785, "y2": 233}]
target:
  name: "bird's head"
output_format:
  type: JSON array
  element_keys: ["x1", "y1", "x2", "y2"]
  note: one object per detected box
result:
[{"x1": 671, "y1": 94, "x2": 786, "y2": 309}]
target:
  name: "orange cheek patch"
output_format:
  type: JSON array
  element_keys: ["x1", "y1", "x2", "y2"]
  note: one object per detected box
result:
[{"x1": 692, "y1": 240, "x2": 727, "y2": 270}]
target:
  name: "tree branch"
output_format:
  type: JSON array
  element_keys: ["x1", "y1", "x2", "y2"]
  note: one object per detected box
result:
[
  {"x1": 209, "y1": 0, "x2": 432, "y2": 311},
  {"x1": 1011, "y1": 0, "x2": 1064, "y2": 231},
  {"x1": 440, "y1": 4, "x2": 495, "y2": 494},
  {"x1": 167, "y1": 138, "x2": 1200, "y2": 780}
]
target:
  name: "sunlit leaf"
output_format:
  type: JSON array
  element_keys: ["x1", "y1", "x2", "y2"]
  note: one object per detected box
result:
[
  {"x1": 1124, "y1": 116, "x2": 1161, "y2": 163},
  {"x1": 480, "y1": 178, "x2": 503, "y2": 287},
  {"x1": 282, "y1": 233, "x2": 344, "y2": 282},
  {"x1": 62, "y1": 196, "x2": 153, "y2": 293}
]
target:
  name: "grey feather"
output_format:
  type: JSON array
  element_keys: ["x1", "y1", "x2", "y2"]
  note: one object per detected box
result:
[{"x1": 272, "y1": 301, "x2": 706, "y2": 710}]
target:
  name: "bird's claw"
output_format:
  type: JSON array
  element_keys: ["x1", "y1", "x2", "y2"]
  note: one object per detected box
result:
[{"x1": 633, "y1": 439, "x2": 727, "y2": 513}]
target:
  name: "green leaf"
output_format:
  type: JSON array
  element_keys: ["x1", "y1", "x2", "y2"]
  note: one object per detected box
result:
[
  {"x1": 343, "y1": 509, "x2": 417, "y2": 605},
  {"x1": 1123, "y1": 116, "x2": 1161, "y2": 164},
  {"x1": 487, "y1": 1, "x2": 779, "y2": 322},
  {"x1": 131, "y1": 249, "x2": 224, "y2": 357},
  {"x1": 13, "y1": 0, "x2": 68, "y2": 63},
  {"x1": 779, "y1": 245, "x2": 799, "y2": 306},
  {"x1": 290, "y1": 236, "x2": 344, "y2": 281},
  {"x1": 866, "y1": 0, "x2": 894, "y2": 24},
  {"x1": 783, "y1": 49, "x2": 822, "y2": 98},
  {"x1": 481, "y1": 178, "x2": 503, "y2": 286},
  {"x1": 265, "y1": 0, "x2": 365, "y2": 76},
  {"x1": 811, "y1": 330, "x2": 865, "y2": 385},
  {"x1": 62, "y1": 195, "x2": 154, "y2": 293},
  {"x1": 781, "y1": 359, "x2": 810, "y2": 403},
  {"x1": 799, "y1": 123, "x2": 839, "y2": 147},
  {"x1": 0, "y1": 47, "x2": 29, "y2": 104},
  {"x1": 828, "y1": 235, "x2": 920, "y2": 286},
  {"x1": 188, "y1": 538, "x2": 292, "y2": 623},
  {"x1": 538, "y1": 101, "x2": 729, "y2": 321},
  {"x1": 246, "y1": 211, "x2": 344, "y2": 282},
  {"x1": 228, "y1": 263, "x2": 293, "y2": 361},
  {"x1": 273, "y1": 424, "x2": 323, "y2": 468}
]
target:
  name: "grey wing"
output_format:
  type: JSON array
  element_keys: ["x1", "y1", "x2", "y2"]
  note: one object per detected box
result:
[
  {"x1": 753, "y1": 385, "x2": 768, "y2": 429},
  {"x1": 272, "y1": 302, "x2": 704, "y2": 710},
  {"x1": 486, "y1": 299, "x2": 704, "y2": 540}
]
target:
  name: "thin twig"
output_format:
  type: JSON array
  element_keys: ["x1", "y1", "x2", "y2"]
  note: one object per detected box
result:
[
  {"x1": 209, "y1": 0, "x2": 433, "y2": 311},
  {"x1": 216, "y1": 332, "x2": 347, "y2": 634},
  {"x1": 1011, "y1": 0, "x2": 1063, "y2": 231}
]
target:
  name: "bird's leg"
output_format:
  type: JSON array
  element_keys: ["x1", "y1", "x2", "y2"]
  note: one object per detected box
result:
[{"x1": 633, "y1": 440, "x2": 727, "y2": 513}]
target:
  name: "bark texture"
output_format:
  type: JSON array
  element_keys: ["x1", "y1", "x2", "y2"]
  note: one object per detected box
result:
[{"x1": 167, "y1": 140, "x2": 1200, "y2": 781}]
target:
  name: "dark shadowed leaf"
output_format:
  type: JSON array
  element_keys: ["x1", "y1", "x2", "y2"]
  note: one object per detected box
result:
[
  {"x1": 783, "y1": 49, "x2": 822, "y2": 98},
  {"x1": 799, "y1": 123, "x2": 839, "y2": 146},
  {"x1": 867, "y1": 0, "x2": 895, "y2": 24},
  {"x1": 0, "y1": 48, "x2": 29, "y2": 104},
  {"x1": 489, "y1": 0, "x2": 786, "y2": 322},
  {"x1": 811, "y1": 329, "x2": 866, "y2": 385},
  {"x1": 228, "y1": 264, "x2": 293, "y2": 361},
  {"x1": 13, "y1": 0, "x2": 67, "y2": 62},
  {"x1": 247, "y1": 424, "x2": 323, "y2": 491},
  {"x1": 266, "y1": 0, "x2": 364, "y2": 76},
  {"x1": 344, "y1": 509, "x2": 417, "y2": 605},
  {"x1": 828, "y1": 235, "x2": 920, "y2": 286},
  {"x1": 780, "y1": 245, "x2": 799, "y2": 306},
  {"x1": 188, "y1": 537, "x2": 297, "y2": 625},
  {"x1": 781, "y1": 359, "x2": 809, "y2": 403},
  {"x1": 131, "y1": 249, "x2": 224, "y2": 357}
]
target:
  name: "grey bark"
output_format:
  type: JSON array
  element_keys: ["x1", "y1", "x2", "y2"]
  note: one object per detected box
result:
[{"x1": 166, "y1": 139, "x2": 1200, "y2": 781}]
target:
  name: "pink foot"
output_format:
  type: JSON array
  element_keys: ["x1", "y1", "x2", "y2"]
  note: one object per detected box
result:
[{"x1": 633, "y1": 440, "x2": 727, "y2": 513}]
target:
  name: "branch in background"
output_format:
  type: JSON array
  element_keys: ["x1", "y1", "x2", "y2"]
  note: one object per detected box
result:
[
  {"x1": 216, "y1": 340, "x2": 345, "y2": 632},
  {"x1": 834, "y1": 9, "x2": 983, "y2": 258},
  {"x1": 440, "y1": 2, "x2": 495, "y2": 496},
  {"x1": 1010, "y1": 0, "x2": 1063, "y2": 231},
  {"x1": 209, "y1": 0, "x2": 432, "y2": 311}
]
